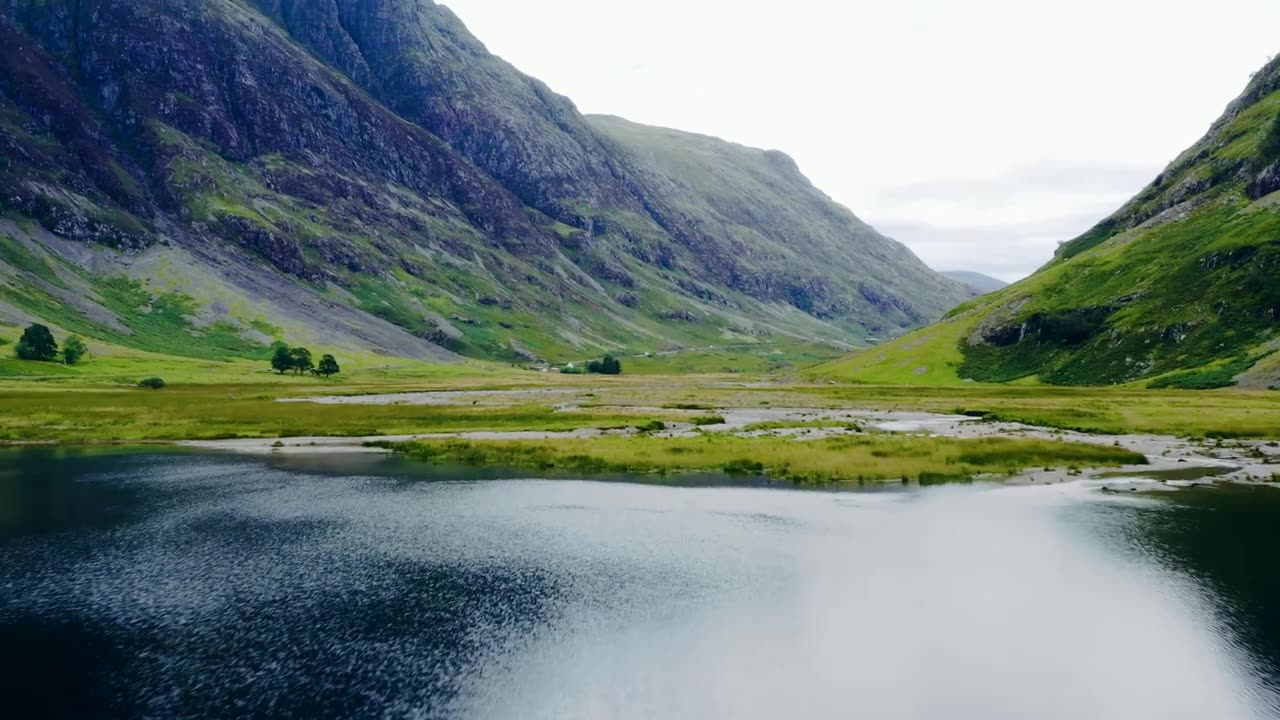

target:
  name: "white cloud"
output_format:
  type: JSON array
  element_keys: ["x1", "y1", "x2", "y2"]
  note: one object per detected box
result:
[{"x1": 441, "y1": 0, "x2": 1280, "y2": 280}]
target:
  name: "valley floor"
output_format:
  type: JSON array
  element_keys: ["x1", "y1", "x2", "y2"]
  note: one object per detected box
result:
[{"x1": 1, "y1": 356, "x2": 1277, "y2": 488}]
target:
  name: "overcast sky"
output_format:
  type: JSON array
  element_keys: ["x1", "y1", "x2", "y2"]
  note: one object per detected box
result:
[{"x1": 443, "y1": 0, "x2": 1280, "y2": 281}]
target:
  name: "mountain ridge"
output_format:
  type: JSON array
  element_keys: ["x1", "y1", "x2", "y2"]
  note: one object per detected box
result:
[{"x1": 0, "y1": 0, "x2": 969, "y2": 364}]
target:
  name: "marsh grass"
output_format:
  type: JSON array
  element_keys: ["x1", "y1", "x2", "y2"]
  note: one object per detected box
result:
[
  {"x1": 0, "y1": 387, "x2": 671, "y2": 442},
  {"x1": 2, "y1": 347, "x2": 1277, "y2": 445},
  {"x1": 388, "y1": 434, "x2": 1145, "y2": 485},
  {"x1": 793, "y1": 384, "x2": 1280, "y2": 439}
]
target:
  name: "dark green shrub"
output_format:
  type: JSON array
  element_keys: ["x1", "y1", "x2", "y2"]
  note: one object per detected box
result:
[
  {"x1": 138, "y1": 377, "x2": 166, "y2": 389},
  {"x1": 62, "y1": 335, "x2": 88, "y2": 365},
  {"x1": 638, "y1": 420, "x2": 667, "y2": 433},
  {"x1": 722, "y1": 459, "x2": 765, "y2": 475}
]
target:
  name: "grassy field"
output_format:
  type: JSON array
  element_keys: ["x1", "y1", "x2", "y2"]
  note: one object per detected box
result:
[
  {"x1": 0, "y1": 385, "x2": 680, "y2": 442},
  {"x1": 386, "y1": 435, "x2": 1145, "y2": 485},
  {"x1": 802, "y1": 319, "x2": 970, "y2": 385},
  {"x1": 620, "y1": 341, "x2": 847, "y2": 375},
  {"x1": 0, "y1": 336, "x2": 1277, "y2": 493},
  {"x1": 1, "y1": 357, "x2": 1278, "y2": 442},
  {"x1": 790, "y1": 384, "x2": 1280, "y2": 439},
  {"x1": 0, "y1": 340, "x2": 510, "y2": 386}
]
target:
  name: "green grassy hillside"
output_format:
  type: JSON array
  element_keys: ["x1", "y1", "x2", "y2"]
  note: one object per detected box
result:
[{"x1": 811, "y1": 55, "x2": 1280, "y2": 389}]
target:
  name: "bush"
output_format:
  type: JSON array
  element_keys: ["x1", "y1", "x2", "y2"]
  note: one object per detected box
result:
[
  {"x1": 138, "y1": 377, "x2": 166, "y2": 389},
  {"x1": 692, "y1": 415, "x2": 727, "y2": 426},
  {"x1": 722, "y1": 459, "x2": 765, "y2": 476},
  {"x1": 62, "y1": 335, "x2": 88, "y2": 365}
]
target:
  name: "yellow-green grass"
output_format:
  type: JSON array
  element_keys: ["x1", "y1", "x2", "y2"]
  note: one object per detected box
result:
[
  {"x1": 0, "y1": 386, "x2": 675, "y2": 442},
  {"x1": 386, "y1": 434, "x2": 1146, "y2": 485},
  {"x1": 623, "y1": 341, "x2": 846, "y2": 376},
  {"x1": 0, "y1": 339, "x2": 518, "y2": 386},
  {"x1": 791, "y1": 383, "x2": 1280, "y2": 439},
  {"x1": 3, "y1": 341, "x2": 1277, "y2": 444},
  {"x1": 802, "y1": 318, "x2": 971, "y2": 385},
  {"x1": 558, "y1": 379, "x2": 1280, "y2": 440}
]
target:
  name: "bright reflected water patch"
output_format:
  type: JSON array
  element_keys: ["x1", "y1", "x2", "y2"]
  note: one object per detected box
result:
[{"x1": 0, "y1": 449, "x2": 1278, "y2": 719}]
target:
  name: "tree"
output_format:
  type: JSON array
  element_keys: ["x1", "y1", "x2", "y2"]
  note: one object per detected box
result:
[
  {"x1": 15, "y1": 323, "x2": 58, "y2": 361},
  {"x1": 63, "y1": 335, "x2": 88, "y2": 365},
  {"x1": 271, "y1": 343, "x2": 293, "y2": 374},
  {"x1": 289, "y1": 346, "x2": 314, "y2": 375},
  {"x1": 316, "y1": 354, "x2": 340, "y2": 378},
  {"x1": 585, "y1": 354, "x2": 622, "y2": 375}
]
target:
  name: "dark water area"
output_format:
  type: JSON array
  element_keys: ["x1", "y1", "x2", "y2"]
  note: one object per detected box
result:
[{"x1": 1, "y1": 448, "x2": 1278, "y2": 719}]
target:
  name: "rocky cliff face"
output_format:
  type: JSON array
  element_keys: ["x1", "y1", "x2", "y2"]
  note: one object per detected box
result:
[{"x1": 0, "y1": 0, "x2": 969, "y2": 362}]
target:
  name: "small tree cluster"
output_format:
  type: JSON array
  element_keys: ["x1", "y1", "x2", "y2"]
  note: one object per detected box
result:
[
  {"x1": 13, "y1": 323, "x2": 88, "y2": 365},
  {"x1": 270, "y1": 342, "x2": 340, "y2": 378},
  {"x1": 586, "y1": 354, "x2": 622, "y2": 375}
]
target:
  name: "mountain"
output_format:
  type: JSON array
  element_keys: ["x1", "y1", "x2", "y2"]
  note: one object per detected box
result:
[
  {"x1": 940, "y1": 271, "x2": 1007, "y2": 294},
  {"x1": 0, "y1": 0, "x2": 970, "y2": 365},
  {"x1": 811, "y1": 55, "x2": 1280, "y2": 389}
]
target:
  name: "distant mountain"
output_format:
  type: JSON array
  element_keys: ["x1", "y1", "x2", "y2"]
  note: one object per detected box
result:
[
  {"x1": 811, "y1": 54, "x2": 1280, "y2": 388},
  {"x1": 940, "y1": 271, "x2": 1008, "y2": 294},
  {"x1": 0, "y1": 0, "x2": 970, "y2": 364}
]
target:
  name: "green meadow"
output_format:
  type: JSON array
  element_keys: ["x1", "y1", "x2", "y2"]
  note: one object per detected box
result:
[
  {"x1": 0, "y1": 336, "x2": 1275, "y2": 485},
  {"x1": 385, "y1": 434, "x2": 1146, "y2": 485}
]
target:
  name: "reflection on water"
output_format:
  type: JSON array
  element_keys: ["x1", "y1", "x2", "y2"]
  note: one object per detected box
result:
[{"x1": 0, "y1": 449, "x2": 1277, "y2": 719}]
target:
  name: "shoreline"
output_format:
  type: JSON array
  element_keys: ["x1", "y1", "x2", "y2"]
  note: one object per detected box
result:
[
  {"x1": 176, "y1": 404, "x2": 1279, "y2": 489},
  {"x1": 4, "y1": 393, "x2": 1277, "y2": 490}
]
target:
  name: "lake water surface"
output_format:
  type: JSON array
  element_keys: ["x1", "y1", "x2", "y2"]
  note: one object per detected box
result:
[{"x1": 1, "y1": 449, "x2": 1278, "y2": 719}]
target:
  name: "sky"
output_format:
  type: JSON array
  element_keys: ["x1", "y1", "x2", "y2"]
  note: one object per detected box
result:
[{"x1": 442, "y1": 0, "x2": 1280, "y2": 282}]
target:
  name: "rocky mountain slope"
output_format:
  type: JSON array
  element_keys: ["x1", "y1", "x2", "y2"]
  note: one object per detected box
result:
[
  {"x1": 812, "y1": 54, "x2": 1280, "y2": 388},
  {"x1": 0, "y1": 0, "x2": 969, "y2": 364}
]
